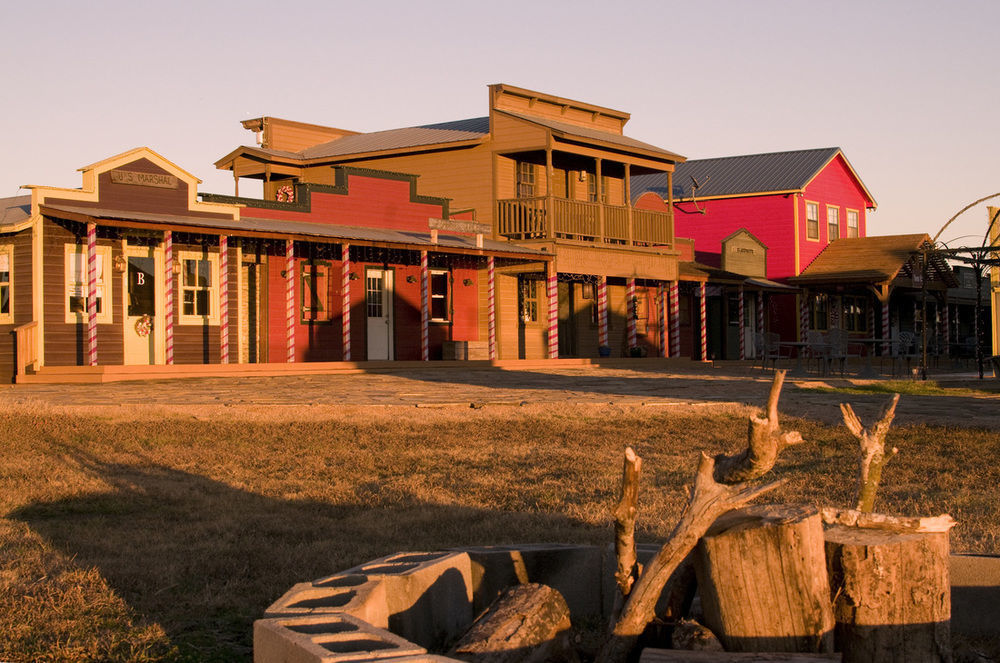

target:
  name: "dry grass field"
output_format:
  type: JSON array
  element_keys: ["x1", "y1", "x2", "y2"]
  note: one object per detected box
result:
[{"x1": 1, "y1": 400, "x2": 997, "y2": 662}]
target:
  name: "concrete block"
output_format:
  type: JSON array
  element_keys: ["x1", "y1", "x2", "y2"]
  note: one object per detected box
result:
[
  {"x1": 265, "y1": 574, "x2": 390, "y2": 629},
  {"x1": 339, "y1": 551, "x2": 474, "y2": 651},
  {"x1": 254, "y1": 613, "x2": 425, "y2": 663},
  {"x1": 456, "y1": 544, "x2": 604, "y2": 620}
]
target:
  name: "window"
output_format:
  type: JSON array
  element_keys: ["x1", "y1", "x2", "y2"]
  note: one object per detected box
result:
[
  {"x1": 809, "y1": 293, "x2": 829, "y2": 331},
  {"x1": 519, "y1": 277, "x2": 539, "y2": 323},
  {"x1": 0, "y1": 246, "x2": 11, "y2": 324},
  {"x1": 430, "y1": 270, "x2": 450, "y2": 322},
  {"x1": 842, "y1": 295, "x2": 868, "y2": 332},
  {"x1": 806, "y1": 202, "x2": 819, "y2": 240},
  {"x1": 300, "y1": 261, "x2": 332, "y2": 322},
  {"x1": 847, "y1": 209, "x2": 860, "y2": 238},
  {"x1": 516, "y1": 161, "x2": 535, "y2": 198},
  {"x1": 65, "y1": 244, "x2": 112, "y2": 324},
  {"x1": 178, "y1": 250, "x2": 219, "y2": 324},
  {"x1": 366, "y1": 272, "x2": 383, "y2": 318},
  {"x1": 827, "y1": 206, "x2": 840, "y2": 240}
]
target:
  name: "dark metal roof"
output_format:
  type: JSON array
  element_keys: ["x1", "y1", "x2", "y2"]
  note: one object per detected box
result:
[
  {"x1": 497, "y1": 110, "x2": 683, "y2": 161},
  {"x1": 0, "y1": 195, "x2": 31, "y2": 230},
  {"x1": 298, "y1": 117, "x2": 490, "y2": 159},
  {"x1": 631, "y1": 147, "x2": 843, "y2": 202},
  {"x1": 39, "y1": 203, "x2": 546, "y2": 258}
]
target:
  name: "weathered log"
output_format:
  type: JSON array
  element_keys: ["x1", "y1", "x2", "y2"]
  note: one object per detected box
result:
[
  {"x1": 613, "y1": 446, "x2": 642, "y2": 599},
  {"x1": 448, "y1": 582, "x2": 577, "y2": 663},
  {"x1": 820, "y1": 507, "x2": 956, "y2": 533},
  {"x1": 840, "y1": 393, "x2": 899, "y2": 512},
  {"x1": 824, "y1": 523, "x2": 952, "y2": 663},
  {"x1": 694, "y1": 504, "x2": 834, "y2": 653},
  {"x1": 596, "y1": 453, "x2": 785, "y2": 663},
  {"x1": 639, "y1": 650, "x2": 841, "y2": 662},
  {"x1": 715, "y1": 370, "x2": 803, "y2": 483}
]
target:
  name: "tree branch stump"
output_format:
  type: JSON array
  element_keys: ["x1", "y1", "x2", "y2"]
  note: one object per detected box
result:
[
  {"x1": 840, "y1": 394, "x2": 900, "y2": 513},
  {"x1": 694, "y1": 504, "x2": 834, "y2": 653},
  {"x1": 613, "y1": 447, "x2": 642, "y2": 600},
  {"x1": 824, "y1": 522, "x2": 952, "y2": 663}
]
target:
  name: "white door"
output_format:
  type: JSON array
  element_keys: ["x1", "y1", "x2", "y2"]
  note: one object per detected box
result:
[
  {"x1": 366, "y1": 268, "x2": 394, "y2": 360},
  {"x1": 123, "y1": 245, "x2": 162, "y2": 365}
]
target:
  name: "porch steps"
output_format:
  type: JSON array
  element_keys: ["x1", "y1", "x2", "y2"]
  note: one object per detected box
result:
[{"x1": 15, "y1": 357, "x2": 696, "y2": 384}]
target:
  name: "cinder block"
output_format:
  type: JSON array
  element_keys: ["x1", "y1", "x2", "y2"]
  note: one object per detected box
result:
[
  {"x1": 338, "y1": 551, "x2": 474, "y2": 651},
  {"x1": 254, "y1": 613, "x2": 425, "y2": 663},
  {"x1": 456, "y1": 544, "x2": 604, "y2": 620},
  {"x1": 265, "y1": 574, "x2": 390, "y2": 629}
]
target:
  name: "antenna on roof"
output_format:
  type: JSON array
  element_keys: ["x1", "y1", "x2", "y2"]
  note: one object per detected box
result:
[{"x1": 688, "y1": 175, "x2": 709, "y2": 215}]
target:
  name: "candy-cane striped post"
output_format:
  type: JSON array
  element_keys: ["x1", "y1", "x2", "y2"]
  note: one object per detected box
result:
[
  {"x1": 658, "y1": 284, "x2": 667, "y2": 357},
  {"x1": 285, "y1": 239, "x2": 295, "y2": 363},
  {"x1": 341, "y1": 243, "x2": 351, "y2": 361},
  {"x1": 738, "y1": 284, "x2": 745, "y2": 360},
  {"x1": 626, "y1": 278, "x2": 637, "y2": 352},
  {"x1": 867, "y1": 298, "x2": 875, "y2": 339},
  {"x1": 219, "y1": 235, "x2": 229, "y2": 364},
  {"x1": 547, "y1": 268, "x2": 558, "y2": 359},
  {"x1": 943, "y1": 303, "x2": 950, "y2": 356},
  {"x1": 757, "y1": 290, "x2": 765, "y2": 335},
  {"x1": 882, "y1": 299, "x2": 890, "y2": 356},
  {"x1": 420, "y1": 250, "x2": 429, "y2": 361},
  {"x1": 86, "y1": 223, "x2": 98, "y2": 367},
  {"x1": 800, "y1": 293, "x2": 810, "y2": 341},
  {"x1": 487, "y1": 257, "x2": 496, "y2": 359},
  {"x1": 699, "y1": 282, "x2": 707, "y2": 361},
  {"x1": 164, "y1": 231, "x2": 173, "y2": 365},
  {"x1": 598, "y1": 277, "x2": 609, "y2": 350},
  {"x1": 670, "y1": 281, "x2": 680, "y2": 358}
]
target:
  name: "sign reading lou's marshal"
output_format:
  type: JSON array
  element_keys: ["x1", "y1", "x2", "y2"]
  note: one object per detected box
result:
[{"x1": 110, "y1": 169, "x2": 178, "y2": 189}]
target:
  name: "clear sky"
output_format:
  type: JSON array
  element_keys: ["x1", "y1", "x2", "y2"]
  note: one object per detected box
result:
[{"x1": 3, "y1": 0, "x2": 998, "y2": 248}]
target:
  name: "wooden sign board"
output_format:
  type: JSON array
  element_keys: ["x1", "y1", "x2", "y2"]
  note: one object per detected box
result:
[
  {"x1": 428, "y1": 217, "x2": 491, "y2": 248},
  {"x1": 110, "y1": 170, "x2": 178, "y2": 189}
]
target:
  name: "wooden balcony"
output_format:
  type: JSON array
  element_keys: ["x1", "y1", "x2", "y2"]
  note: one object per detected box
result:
[{"x1": 496, "y1": 197, "x2": 672, "y2": 247}]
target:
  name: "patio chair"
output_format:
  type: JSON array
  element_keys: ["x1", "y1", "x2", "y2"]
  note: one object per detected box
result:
[
  {"x1": 754, "y1": 331, "x2": 782, "y2": 371},
  {"x1": 826, "y1": 328, "x2": 851, "y2": 376},
  {"x1": 881, "y1": 331, "x2": 918, "y2": 377},
  {"x1": 806, "y1": 330, "x2": 830, "y2": 374}
]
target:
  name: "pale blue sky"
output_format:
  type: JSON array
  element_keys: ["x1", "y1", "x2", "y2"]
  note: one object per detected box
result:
[{"x1": 4, "y1": 0, "x2": 998, "y2": 247}]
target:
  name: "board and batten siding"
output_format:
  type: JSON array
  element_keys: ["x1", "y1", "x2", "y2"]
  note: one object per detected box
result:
[{"x1": 0, "y1": 229, "x2": 33, "y2": 380}]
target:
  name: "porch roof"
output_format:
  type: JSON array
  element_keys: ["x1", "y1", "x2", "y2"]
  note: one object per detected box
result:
[
  {"x1": 679, "y1": 261, "x2": 797, "y2": 291},
  {"x1": 0, "y1": 195, "x2": 31, "y2": 231},
  {"x1": 789, "y1": 234, "x2": 958, "y2": 287},
  {"x1": 38, "y1": 203, "x2": 549, "y2": 260}
]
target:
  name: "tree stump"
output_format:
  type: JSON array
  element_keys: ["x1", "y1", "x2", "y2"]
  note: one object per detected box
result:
[
  {"x1": 824, "y1": 524, "x2": 951, "y2": 663},
  {"x1": 694, "y1": 504, "x2": 834, "y2": 653},
  {"x1": 448, "y1": 583, "x2": 577, "y2": 663}
]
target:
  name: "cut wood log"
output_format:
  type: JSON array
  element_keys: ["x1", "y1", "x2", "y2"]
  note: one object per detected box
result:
[
  {"x1": 596, "y1": 453, "x2": 785, "y2": 663},
  {"x1": 715, "y1": 370, "x2": 803, "y2": 483},
  {"x1": 820, "y1": 508, "x2": 956, "y2": 533},
  {"x1": 639, "y1": 650, "x2": 842, "y2": 662},
  {"x1": 448, "y1": 583, "x2": 578, "y2": 663},
  {"x1": 824, "y1": 523, "x2": 952, "y2": 663},
  {"x1": 695, "y1": 504, "x2": 834, "y2": 653},
  {"x1": 840, "y1": 393, "x2": 900, "y2": 512}
]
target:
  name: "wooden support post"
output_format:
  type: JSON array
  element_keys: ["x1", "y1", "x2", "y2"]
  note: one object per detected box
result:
[
  {"x1": 164, "y1": 230, "x2": 173, "y2": 365},
  {"x1": 341, "y1": 243, "x2": 351, "y2": 362},
  {"x1": 695, "y1": 504, "x2": 834, "y2": 653},
  {"x1": 420, "y1": 250, "x2": 429, "y2": 361},
  {"x1": 285, "y1": 239, "x2": 295, "y2": 363},
  {"x1": 86, "y1": 223, "x2": 98, "y2": 367},
  {"x1": 219, "y1": 235, "x2": 229, "y2": 364},
  {"x1": 670, "y1": 281, "x2": 680, "y2": 358},
  {"x1": 487, "y1": 256, "x2": 496, "y2": 360}
]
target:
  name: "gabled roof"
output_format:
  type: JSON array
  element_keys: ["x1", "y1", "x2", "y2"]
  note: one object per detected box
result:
[
  {"x1": 631, "y1": 147, "x2": 875, "y2": 207},
  {"x1": 790, "y1": 234, "x2": 956, "y2": 286},
  {"x1": 0, "y1": 195, "x2": 31, "y2": 230}
]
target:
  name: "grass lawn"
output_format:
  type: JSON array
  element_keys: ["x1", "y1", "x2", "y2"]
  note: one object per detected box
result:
[{"x1": 1, "y1": 400, "x2": 997, "y2": 662}]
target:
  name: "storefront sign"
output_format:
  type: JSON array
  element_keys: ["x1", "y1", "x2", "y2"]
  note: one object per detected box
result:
[
  {"x1": 110, "y1": 170, "x2": 178, "y2": 189},
  {"x1": 428, "y1": 218, "x2": 491, "y2": 235}
]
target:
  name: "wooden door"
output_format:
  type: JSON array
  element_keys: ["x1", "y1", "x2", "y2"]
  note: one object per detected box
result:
[{"x1": 123, "y1": 245, "x2": 162, "y2": 365}]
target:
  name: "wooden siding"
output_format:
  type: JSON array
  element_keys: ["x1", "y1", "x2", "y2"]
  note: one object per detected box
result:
[
  {"x1": 492, "y1": 90, "x2": 626, "y2": 134},
  {"x1": 489, "y1": 113, "x2": 549, "y2": 153},
  {"x1": 0, "y1": 229, "x2": 33, "y2": 380},
  {"x1": 262, "y1": 117, "x2": 357, "y2": 153}
]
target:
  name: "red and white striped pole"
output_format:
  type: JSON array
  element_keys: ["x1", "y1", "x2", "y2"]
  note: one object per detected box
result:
[
  {"x1": 420, "y1": 250, "x2": 429, "y2": 361},
  {"x1": 598, "y1": 277, "x2": 609, "y2": 350},
  {"x1": 757, "y1": 290, "x2": 765, "y2": 335},
  {"x1": 699, "y1": 282, "x2": 707, "y2": 361},
  {"x1": 800, "y1": 294, "x2": 810, "y2": 341},
  {"x1": 547, "y1": 268, "x2": 558, "y2": 359},
  {"x1": 626, "y1": 278, "x2": 637, "y2": 351},
  {"x1": 868, "y1": 299, "x2": 875, "y2": 339},
  {"x1": 738, "y1": 284, "x2": 745, "y2": 360},
  {"x1": 882, "y1": 299, "x2": 890, "y2": 355},
  {"x1": 670, "y1": 281, "x2": 680, "y2": 358},
  {"x1": 86, "y1": 223, "x2": 98, "y2": 367},
  {"x1": 219, "y1": 235, "x2": 229, "y2": 364},
  {"x1": 164, "y1": 231, "x2": 173, "y2": 365},
  {"x1": 285, "y1": 239, "x2": 295, "y2": 363},
  {"x1": 658, "y1": 284, "x2": 667, "y2": 357},
  {"x1": 341, "y1": 243, "x2": 351, "y2": 361},
  {"x1": 943, "y1": 303, "x2": 950, "y2": 355},
  {"x1": 487, "y1": 256, "x2": 496, "y2": 360}
]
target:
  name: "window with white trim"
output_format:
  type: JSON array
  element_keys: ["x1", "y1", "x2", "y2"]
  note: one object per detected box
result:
[
  {"x1": 806, "y1": 202, "x2": 819, "y2": 240},
  {"x1": 847, "y1": 209, "x2": 860, "y2": 238},
  {"x1": 178, "y1": 250, "x2": 219, "y2": 324},
  {"x1": 430, "y1": 270, "x2": 450, "y2": 322},
  {"x1": 827, "y1": 206, "x2": 840, "y2": 240},
  {"x1": 0, "y1": 245, "x2": 11, "y2": 324},
  {"x1": 65, "y1": 244, "x2": 112, "y2": 324}
]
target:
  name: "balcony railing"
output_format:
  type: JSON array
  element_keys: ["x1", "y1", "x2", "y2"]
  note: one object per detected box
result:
[{"x1": 496, "y1": 197, "x2": 673, "y2": 247}]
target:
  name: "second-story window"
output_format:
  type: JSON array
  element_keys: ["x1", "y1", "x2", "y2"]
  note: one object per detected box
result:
[
  {"x1": 847, "y1": 209, "x2": 860, "y2": 238},
  {"x1": 806, "y1": 202, "x2": 819, "y2": 240},
  {"x1": 516, "y1": 161, "x2": 535, "y2": 198},
  {"x1": 827, "y1": 206, "x2": 840, "y2": 240}
]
